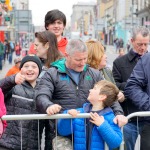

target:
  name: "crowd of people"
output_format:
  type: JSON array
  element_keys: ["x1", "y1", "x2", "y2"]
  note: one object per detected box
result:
[
  {"x1": 0, "y1": 40, "x2": 22, "y2": 73},
  {"x1": 0, "y1": 8, "x2": 149, "y2": 150}
]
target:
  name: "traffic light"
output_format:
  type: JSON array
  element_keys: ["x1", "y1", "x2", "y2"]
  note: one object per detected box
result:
[{"x1": 5, "y1": 16, "x2": 10, "y2": 21}]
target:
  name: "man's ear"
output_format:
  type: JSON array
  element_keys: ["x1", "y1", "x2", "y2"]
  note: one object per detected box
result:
[{"x1": 130, "y1": 38, "x2": 134, "y2": 43}]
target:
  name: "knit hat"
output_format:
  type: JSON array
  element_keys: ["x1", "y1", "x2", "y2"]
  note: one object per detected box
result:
[{"x1": 19, "y1": 55, "x2": 42, "y2": 75}]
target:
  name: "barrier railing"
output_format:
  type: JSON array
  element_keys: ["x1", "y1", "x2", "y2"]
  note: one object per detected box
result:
[
  {"x1": 2, "y1": 112, "x2": 150, "y2": 150},
  {"x1": 127, "y1": 111, "x2": 150, "y2": 119}
]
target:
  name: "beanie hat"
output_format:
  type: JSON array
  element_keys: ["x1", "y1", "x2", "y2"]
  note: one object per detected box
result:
[{"x1": 19, "y1": 55, "x2": 42, "y2": 75}]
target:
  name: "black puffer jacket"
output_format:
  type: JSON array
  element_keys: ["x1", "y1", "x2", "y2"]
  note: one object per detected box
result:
[
  {"x1": 35, "y1": 58, "x2": 123, "y2": 115},
  {"x1": 0, "y1": 75, "x2": 44, "y2": 150}
]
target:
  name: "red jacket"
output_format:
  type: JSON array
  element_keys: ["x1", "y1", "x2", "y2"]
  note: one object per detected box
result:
[
  {"x1": 58, "y1": 37, "x2": 68, "y2": 55},
  {"x1": 28, "y1": 43, "x2": 36, "y2": 55}
]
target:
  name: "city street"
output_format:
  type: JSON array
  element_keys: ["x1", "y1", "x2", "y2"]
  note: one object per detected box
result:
[
  {"x1": 106, "y1": 45, "x2": 118, "y2": 67},
  {"x1": 0, "y1": 52, "x2": 17, "y2": 79}
]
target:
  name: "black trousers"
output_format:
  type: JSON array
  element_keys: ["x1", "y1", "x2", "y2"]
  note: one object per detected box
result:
[
  {"x1": 140, "y1": 124, "x2": 150, "y2": 150},
  {"x1": 0, "y1": 147, "x2": 10, "y2": 150}
]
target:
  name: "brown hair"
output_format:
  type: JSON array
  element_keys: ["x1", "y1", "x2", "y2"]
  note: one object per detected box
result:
[
  {"x1": 95, "y1": 80, "x2": 119, "y2": 107},
  {"x1": 35, "y1": 31, "x2": 63, "y2": 68},
  {"x1": 86, "y1": 40, "x2": 104, "y2": 69}
]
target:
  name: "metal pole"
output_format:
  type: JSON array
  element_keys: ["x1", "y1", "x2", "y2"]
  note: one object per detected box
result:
[{"x1": 2, "y1": 113, "x2": 91, "y2": 121}]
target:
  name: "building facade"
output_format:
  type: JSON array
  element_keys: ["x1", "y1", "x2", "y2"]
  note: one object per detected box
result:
[{"x1": 71, "y1": 1, "x2": 96, "y2": 40}]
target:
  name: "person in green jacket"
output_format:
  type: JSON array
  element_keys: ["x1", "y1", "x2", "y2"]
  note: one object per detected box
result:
[
  {"x1": 86, "y1": 40, "x2": 125, "y2": 113},
  {"x1": 86, "y1": 39, "x2": 127, "y2": 150}
]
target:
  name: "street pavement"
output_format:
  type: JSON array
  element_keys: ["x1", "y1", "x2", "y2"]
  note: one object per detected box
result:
[
  {"x1": 106, "y1": 45, "x2": 118, "y2": 67},
  {"x1": 0, "y1": 53, "x2": 17, "y2": 79}
]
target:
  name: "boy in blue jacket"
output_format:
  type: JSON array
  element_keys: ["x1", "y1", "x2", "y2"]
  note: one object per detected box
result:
[{"x1": 57, "y1": 80, "x2": 122, "y2": 150}]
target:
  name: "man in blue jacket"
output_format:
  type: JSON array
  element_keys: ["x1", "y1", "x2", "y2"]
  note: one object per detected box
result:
[
  {"x1": 124, "y1": 28, "x2": 150, "y2": 150},
  {"x1": 113, "y1": 26, "x2": 150, "y2": 150}
]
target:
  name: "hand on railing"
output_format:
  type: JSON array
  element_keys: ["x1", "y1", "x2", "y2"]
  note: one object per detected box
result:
[
  {"x1": 113, "y1": 115, "x2": 128, "y2": 127},
  {"x1": 46, "y1": 104, "x2": 62, "y2": 115},
  {"x1": 68, "y1": 109, "x2": 80, "y2": 117}
]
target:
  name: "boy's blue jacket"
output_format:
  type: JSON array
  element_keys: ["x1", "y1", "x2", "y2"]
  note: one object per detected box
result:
[{"x1": 58, "y1": 103, "x2": 122, "y2": 150}]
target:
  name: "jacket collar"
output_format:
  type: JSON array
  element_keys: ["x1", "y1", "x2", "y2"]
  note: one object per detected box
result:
[
  {"x1": 127, "y1": 48, "x2": 139, "y2": 61},
  {"x1": 51, "y1": 58, "x2": 89, "y2": 73},
  {"x1": 83, "y1": 103, "x2": 113, "y2": 115}
]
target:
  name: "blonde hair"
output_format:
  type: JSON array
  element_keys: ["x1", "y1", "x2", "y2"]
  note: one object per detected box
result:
[{"x1": 86, "y1": 40, "x2": 104, "y2": 69}]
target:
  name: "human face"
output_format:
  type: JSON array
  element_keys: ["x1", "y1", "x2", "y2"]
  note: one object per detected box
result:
[
  {"x1": 131, "y1": 33, "x2": 149, "y2": 56},
  {"x1": 87, "y1": 85, "x2": 100, "y2": 103},
  {"x1": 99, "y1": 54, "x2": 107, "y2": 69},
  {"x1": 21, "y1": 61, "x2": 39, "y2": 83},
  {"x1": 65, "y1": 51, "x2": 88, "y2": 72},
  {"x1": 34, "y1": 38, "x2": 48, "y2": 59},
  {"x1": 46, "y1": 20, "x2": 64, "y2": 40},
  {"x1": 119, "y1": 50, "x2": 125, "y2": 56}
]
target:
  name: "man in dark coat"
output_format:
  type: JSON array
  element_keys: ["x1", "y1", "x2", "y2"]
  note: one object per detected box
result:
[{"x1": 112, "y1": 26, "x2": 150, "y2": 150}]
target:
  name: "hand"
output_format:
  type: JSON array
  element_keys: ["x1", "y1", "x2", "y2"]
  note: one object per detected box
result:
[
  {"x1": 46, "y1": 104, "x2": 62, "y2": 115},
  {"x1": 113, "y1": 115, "x2": 128, "y2": 127},
  {"x1": 117, "y1": 91, "x2": 125, "y2": 102},
  {"x1": 15, "y1": 72, "x2": 25, "y2": 84},
  {"x1": 90, "y1": 112, "x2": 104, "y2": 126},
  {"x1": 68, "y1": 109, "x2": 80, "y2": 117}
]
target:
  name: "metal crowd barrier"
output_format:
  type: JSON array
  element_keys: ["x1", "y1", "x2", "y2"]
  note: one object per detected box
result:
[{"x1": 2, "y1": 111, "x2": 150, "y2": 150}]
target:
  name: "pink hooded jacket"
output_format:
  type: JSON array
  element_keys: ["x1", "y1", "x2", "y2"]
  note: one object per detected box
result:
[{"x1": 0, "y1": 88, "x2": 7, "y2": 136}]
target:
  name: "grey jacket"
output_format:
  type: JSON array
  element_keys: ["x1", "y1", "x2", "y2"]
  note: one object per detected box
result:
[{"x1": 35, "y1": 58, "x2": 123, "y2": 115}]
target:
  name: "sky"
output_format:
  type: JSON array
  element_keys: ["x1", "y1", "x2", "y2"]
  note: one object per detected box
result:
[{"x1": 29, "y1": 0, "x2": 96, "y2": 26}]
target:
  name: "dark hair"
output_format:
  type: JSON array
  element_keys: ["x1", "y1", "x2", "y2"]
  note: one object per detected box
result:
[
  {"x1": 35, "y1": 31, "x2": 63, "y2": 68},
  {"x1": 45, "y1": 9, "x2": 66, "y2": 30}
]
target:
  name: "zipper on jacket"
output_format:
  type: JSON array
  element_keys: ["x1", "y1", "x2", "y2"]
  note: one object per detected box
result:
[{"x1": 76, "y1": 86, "x2": 79, "y2": 96}]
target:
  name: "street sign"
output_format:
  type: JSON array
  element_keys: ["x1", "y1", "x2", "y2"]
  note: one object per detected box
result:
[{"x1": 144, "y1": 21, "x2": 150, "y2": 26}]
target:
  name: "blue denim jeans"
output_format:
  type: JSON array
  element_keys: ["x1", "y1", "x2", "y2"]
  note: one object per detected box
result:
[
  {"x1": 123, "y1": 122, "x2": 146, "y2": 150},
  {"x1": 8, "y1": 53, "x2": 12, "y2": 64}
]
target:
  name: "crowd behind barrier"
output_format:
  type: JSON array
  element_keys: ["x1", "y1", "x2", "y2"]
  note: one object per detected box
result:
[{"x1": 1, "y1": 111, "x2": 150, "y2": 150}]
